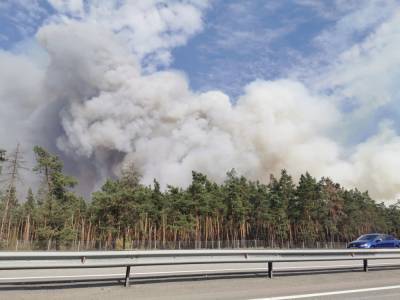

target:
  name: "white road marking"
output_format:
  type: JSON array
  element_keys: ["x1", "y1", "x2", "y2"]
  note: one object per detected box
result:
[
  {"x1": 0, "y1": 269, "x2": 265, "y2": 281},
  {"x1": 280, "y1": 261, "x2": 399, "y2": 269},
  {"x1": 250, "y1": 285, "x2": 400, "y2": 300},
  {"x1": 0, "y1": 273, "x2": 124, "y2": 281}
]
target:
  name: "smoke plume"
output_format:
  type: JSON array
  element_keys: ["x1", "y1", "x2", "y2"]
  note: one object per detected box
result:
[{"x1": 1, "y1": 1, "x2": 400, "y2": 202}]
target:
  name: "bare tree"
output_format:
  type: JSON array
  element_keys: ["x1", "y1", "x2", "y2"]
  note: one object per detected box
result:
[
  {"x1": 0, "y1": 144, "x2": 27, "y2": 239},
  {"x1": 0, "y1": 149, "x2": 5, "y2": 161},
  {"x1": 0, "y1": 149, "x2": 5, "y2": 175}
]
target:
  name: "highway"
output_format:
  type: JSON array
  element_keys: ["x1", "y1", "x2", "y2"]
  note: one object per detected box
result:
[{"x1": 1, "y1": 259, "x2": 400, "y2": 299}]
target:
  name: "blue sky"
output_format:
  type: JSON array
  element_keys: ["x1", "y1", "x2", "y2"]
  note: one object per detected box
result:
[
  {"x1": 172, "y1": 0, "x2": 337, "y2": 97},
  {"x1": 0, "y1": 0, "x2": 388, "y2": 98}
]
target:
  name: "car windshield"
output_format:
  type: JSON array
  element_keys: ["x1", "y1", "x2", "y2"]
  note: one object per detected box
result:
[{"x1": 357, "y1": 234, "x2": 380, "y2": 241}]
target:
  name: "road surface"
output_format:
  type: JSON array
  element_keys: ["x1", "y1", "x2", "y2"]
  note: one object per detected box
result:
[{"x1": 1, "y1": 259, "x2": 400, "y2": 299}]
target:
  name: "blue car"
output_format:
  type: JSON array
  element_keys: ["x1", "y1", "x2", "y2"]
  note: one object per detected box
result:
[{"x1": 347, "y1": 233, "x2": 400, "y2": 248}]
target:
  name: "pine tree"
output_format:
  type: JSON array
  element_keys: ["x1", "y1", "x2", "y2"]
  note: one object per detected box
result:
[
  {"x1": 268, "y1": 170, "x2": 294, "y2": 246},
  {"x1": 33, "y1": 146, "x2": 78, "y2": 248}
]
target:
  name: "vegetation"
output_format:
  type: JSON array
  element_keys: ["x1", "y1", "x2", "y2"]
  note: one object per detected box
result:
[{"x1": 1, "y1": 145, "x2": 400, "y2": 250}]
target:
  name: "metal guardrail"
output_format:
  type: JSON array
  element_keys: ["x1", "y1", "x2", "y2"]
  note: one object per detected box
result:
[{"x1": 1, "y1": 249, "x2": 400, "y2": 287}]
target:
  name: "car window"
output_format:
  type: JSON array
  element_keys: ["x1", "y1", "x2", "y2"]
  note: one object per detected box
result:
[
  {"x1": 357, "y1": 234, "x2": 379, "y2": 241},
  {"x1": 384, "y1": 235, "x2": 395, "y2": 240}
]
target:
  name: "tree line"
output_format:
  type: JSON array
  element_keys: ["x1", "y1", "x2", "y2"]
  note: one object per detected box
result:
[{"x1": 0, "y1": 145, "x2": 399, "y2": 250}]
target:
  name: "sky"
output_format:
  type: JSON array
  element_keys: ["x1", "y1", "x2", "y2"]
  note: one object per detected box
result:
[{"x1": 1, "y1": 0, "x2": 400, "y2": 202}]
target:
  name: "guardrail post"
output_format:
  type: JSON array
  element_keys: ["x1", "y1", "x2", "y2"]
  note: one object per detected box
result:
[
  {"x1": 124, "y1": 266, "x2": 131, "y2": 287},
  {"x1": 363, "y1": 259, "x2": 368, "y2": 272},
  {"x1": 268, "y1": 262, "x2": 273, "y2": 278}
]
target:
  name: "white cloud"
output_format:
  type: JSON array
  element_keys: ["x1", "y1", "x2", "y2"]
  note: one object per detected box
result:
[
  {"x1": 47, "y1": 0, "x2": 85, "y2": 16},
  {"x1": 314, "y1": 0, "x2": 399, "y2": 57},
  {"x1": 324, "y1": 10, "x2": 400, "y2": 112},
  {"x1": 294, "y1": 0, "x2": 358, "y2": 20},
  {"x1": 46, "y1": 0, "x2": 210, "y2": 68}
]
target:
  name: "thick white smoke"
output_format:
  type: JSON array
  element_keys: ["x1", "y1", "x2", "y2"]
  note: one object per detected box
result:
[
  {"x1": 38, "y1": 21, "x2": 339, "y2": 188},
  {"x1": 1, "y1": 1, "x2": 400, "y2": 201}
]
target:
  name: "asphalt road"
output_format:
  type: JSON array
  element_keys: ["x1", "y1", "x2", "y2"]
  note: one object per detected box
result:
[{"x1": 1, "y1": 260, "x2": 400, "y2": 299}]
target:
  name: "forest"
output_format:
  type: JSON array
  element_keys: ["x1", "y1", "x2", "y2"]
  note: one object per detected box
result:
[{"x1": 0, "y1": 145, "x2": 399, "y2": 250}]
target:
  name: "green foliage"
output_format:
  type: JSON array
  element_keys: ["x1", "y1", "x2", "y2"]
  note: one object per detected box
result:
[
  {"x1": 28, "y1": 146, "x2": 82, "y2": 248},
  {"x1": 33, "y1": 146, "x2": 77, "y2": 202},
  {"x1": 2, "y1": 145, "x2": 400, "y2": 249}
]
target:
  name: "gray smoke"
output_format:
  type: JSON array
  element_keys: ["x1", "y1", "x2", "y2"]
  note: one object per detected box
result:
[{"x1": 1, "y1": 2, "x2": 400, "y2": 201}]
